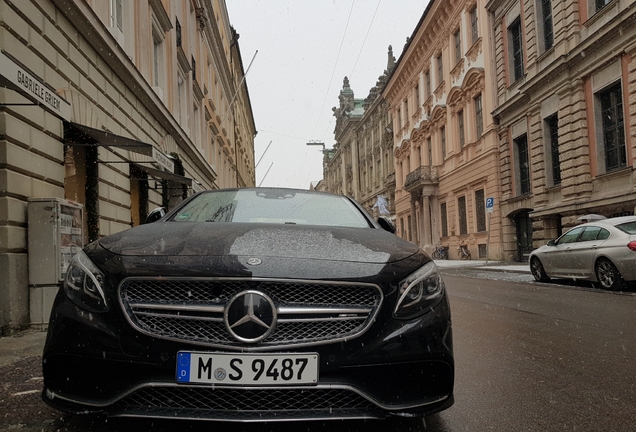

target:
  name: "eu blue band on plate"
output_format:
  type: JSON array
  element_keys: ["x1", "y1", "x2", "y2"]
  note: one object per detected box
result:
[{"x1": 176, "y1": 352, "x2": 191, "y2": 382}]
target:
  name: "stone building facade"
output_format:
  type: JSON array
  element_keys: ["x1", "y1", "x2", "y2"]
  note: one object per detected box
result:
[
  {"x1": 487, "y1": 0, "x2": 636, "y2": 260},
  {"x1": 324, "y1": 50, "x2": 397, "y2": 220},
  {"x1": 0, "y1": 0, "x2": 255, "y2": 332},
  {"x1": 383, "y1": 0, "x2": 502, "y2": 259}
]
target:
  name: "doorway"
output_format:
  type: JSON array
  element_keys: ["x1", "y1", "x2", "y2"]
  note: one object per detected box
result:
[{"x1": 515, "y1": 211, "x2": 533, "y2": 262}]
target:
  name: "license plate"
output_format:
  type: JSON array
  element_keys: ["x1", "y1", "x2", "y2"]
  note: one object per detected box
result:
[{"x1": 176, "y1": 352, "x2": 319, "y2": 385}]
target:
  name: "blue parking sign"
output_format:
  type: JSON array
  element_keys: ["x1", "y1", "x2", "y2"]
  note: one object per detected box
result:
[{"x1": 486, "y1": 197, "x2": 494, "y2": 213}]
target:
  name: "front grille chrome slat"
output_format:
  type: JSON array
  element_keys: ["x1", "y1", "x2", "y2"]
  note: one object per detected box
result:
[{"x1": 119, "y1": 278, "x2": 383, "y2": 350}]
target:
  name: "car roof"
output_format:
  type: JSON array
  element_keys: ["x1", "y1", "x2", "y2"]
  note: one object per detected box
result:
[{"x1": 592, "y1": 216, "x2": 636, "y2": 227}]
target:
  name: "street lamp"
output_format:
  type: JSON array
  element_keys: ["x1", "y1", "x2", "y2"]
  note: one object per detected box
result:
[{"x1": 306, "y1": 141, "x2": 325, "y2": 151}]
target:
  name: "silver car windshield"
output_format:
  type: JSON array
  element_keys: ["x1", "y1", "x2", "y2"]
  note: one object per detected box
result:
[{"x1": 171, "y1": 189, "x2": 371, "y2": 228}]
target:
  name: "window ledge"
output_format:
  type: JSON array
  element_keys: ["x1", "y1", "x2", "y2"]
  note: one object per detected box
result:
[
  {"x1": 595, "y1": 165, "x2": 631, "y2": 179},
  {"x1": 507, "y1": 75, "x2": 526, "y2": 91},
  {"x1": 584, "y1": 0, "x2": 619, "y2": 27}
]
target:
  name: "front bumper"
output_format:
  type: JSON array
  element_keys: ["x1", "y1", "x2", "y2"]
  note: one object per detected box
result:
[{"x1": 42, "y1": 285, "x2": 453, "y2": 421}]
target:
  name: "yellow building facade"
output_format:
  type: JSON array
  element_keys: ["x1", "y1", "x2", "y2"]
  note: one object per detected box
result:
[{"x1": 384, "y1": 0, "x2": 502, "y2": 259}]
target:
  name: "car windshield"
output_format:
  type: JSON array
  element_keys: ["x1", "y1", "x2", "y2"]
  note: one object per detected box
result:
[
  {"x1": 171, "y1": 189, "x2": 371, "y2": 228},
  {"x1": 616, "y1": 221, "x2": 636, "y2": 234}
]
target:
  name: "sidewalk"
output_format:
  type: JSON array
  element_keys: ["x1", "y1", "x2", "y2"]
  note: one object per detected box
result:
[
  {"x1": 433, "y1": 259, "x2": 530, "y2": 274},
  {"x1": 0, "y1": 329, "x2": 47, "y2": 368}
]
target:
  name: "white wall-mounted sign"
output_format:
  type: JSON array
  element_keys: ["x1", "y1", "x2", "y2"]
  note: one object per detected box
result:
[
  {"x1": 192, "y1": 181, "x2": 205, "y2": 193},
  {"x1": 0, "y1": 50, "x2": 71, "y2": 121},
  {"x1": 152, "y1": 147, "x2": 175, "y2": 172}
]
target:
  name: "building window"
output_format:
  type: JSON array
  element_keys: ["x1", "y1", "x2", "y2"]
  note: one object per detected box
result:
[
  {"x1": 404, "y1": 99, "x2": 409, "y2": 122},
  {"x1": 454, "y1": 29, "x2": 462, "y2": 65},
  {"x1": 210, "y1": 131, "x2": 217, "y2": 168},
  {"x1": 400, "y1": 218, "x2": 406, "y2": 239},
  {"x1": 441, "y1": 126, "x2": 446, "y2": 159},
  {"x1": 176, "y1": 18, "x2": 182, "y2": 48},
  {"x1": 427, "y1": 137, "x2": 432, "y2": 166},
  {"x1": 514, "y1": 134, "x2": 530, "y2": 195},
  {"x1": 509, "y1": 18, "x2": 524, "y2": 82},
  {"x1": 111, "y1": 0, "x2": 123, "y2": 31},
  {"x1": 415, "y1": 85, "x2": 420, "y2": 109},
  {"x1": 407, "y1": 215, "x2": 412, "y2": 241},
  {"x1": 470, "y1": 6, "x2": 479, "y2": 45},
  {"x1": 441, "y1": 203, "x2": 448, "y2": 237},
  {"x1": 425, "y1": 71, "x2": 431, "y2": 98},
  {"x1": 545, "y1": 114, "x2": 561, "y2": 185},
  {"x1": 475, "y1": 189, "x2": 486, "y2": 232},
  {"x1": 153, "y1": 39, "x2": 160, "y2": 87},
  {"x1": 596, "y1": 0, "x2": 611, "y2": 12},
  {"x1": 599, "y1": 82, "x2": 626, "y2": 172},
  {"x1": 458, "y1": 196, "x2": 467, "y2": 235},
  {"x1": 177, "y1": 71, "x2": 187, "y2": 126},
  {"x1": 458, "y1": 110, "x2": 465, "y2": 149},
  {"x1": 541, "y1": 0, "x2": 554, "y2": 51},
  {"x1": 474, "y1": 94, "x2": 483, "y2": 138},
  {"x1": 437, "y1": 53, "x2": 443, "y2": 87},
  {"x1": 397, "y1": 108, "x2": 401, "y2": 130},
  {"x1": 151, "y1": 20, "x2": 165, "y2": 94},
  {"x1": 193, "y1": 102, "x2": 201, "y2": 149}
]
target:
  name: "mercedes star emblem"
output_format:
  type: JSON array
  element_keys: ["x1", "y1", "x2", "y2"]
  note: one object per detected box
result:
[{"x1": 224, "y1": 290, "x2": 276, "y2": 343}]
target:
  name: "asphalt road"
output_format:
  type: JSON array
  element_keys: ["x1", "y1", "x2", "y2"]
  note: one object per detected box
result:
[{"x1": 1, "y1": 271, "x2": 635, "y2": 431}]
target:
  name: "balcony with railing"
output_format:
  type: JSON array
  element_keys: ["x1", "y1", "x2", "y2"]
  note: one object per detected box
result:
[{"x1": 404, "y1": 165, "x2": 439, "y2": 193}]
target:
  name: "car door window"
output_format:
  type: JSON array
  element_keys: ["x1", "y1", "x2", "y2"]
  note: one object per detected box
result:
[
  {"x1": 597, "y1": 228, "x2": 610, "y2": 240},
  {"x1": 556, "y1": 227, "x2": 583, "y2": 245},
  {"x1": 579, "y1": 226, "x2": 601, "y2": 241}
]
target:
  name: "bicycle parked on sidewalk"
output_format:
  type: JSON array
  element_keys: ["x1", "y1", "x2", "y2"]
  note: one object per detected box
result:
[
  {"x1": 432, "y1": 243, "x2": 449, "y2": 260},
  {"x1": 458, "y1": 240, "x2": 471, "y2": 260}
]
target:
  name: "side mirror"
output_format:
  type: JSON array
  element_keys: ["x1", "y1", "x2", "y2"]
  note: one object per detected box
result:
[
  {"x1": 547, "y1": 239, "x2": 556, "y2": 246},
  {"x1": 145, "y1": 207, "x2": 166, "y2": 224},
  {"x1": 378, "y1": 217, "x2": 396, "y2": 234}
]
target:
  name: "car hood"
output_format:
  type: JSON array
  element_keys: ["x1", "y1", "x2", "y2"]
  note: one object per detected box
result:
[{"x1": 97, "y1": 222, "x2": 418, "y2": 264}]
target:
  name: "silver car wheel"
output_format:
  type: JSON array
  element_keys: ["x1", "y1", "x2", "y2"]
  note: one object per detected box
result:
[
  {"x1": 595, "y1": 258, "x2": 623, "y2": 290},
  {"x1": 530, "y1": 257, "x2": 549, "y2": 282}
]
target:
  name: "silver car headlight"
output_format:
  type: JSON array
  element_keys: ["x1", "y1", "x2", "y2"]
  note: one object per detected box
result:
[
  {"x1": 393, "y1": 261, "x2": 444, "y2": 320},
  {"x1": 63, "y1": 250, "x2": 108, "y2": 312}
]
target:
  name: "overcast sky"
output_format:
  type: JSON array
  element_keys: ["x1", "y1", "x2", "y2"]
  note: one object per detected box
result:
[{"x1": 226, "y1": 1, "x2": 429, "y2": 189}]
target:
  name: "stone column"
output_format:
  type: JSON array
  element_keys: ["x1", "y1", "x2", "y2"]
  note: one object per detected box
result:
[
  {"x1": 410, "y1": 195, "x2": 418, "y2": 245},
  {"x1": 422, "y1": 195, "x2": 432, "y2": 246},
  {"x1": 430, "y1": 194, "x2": 440, "y2": 245}
]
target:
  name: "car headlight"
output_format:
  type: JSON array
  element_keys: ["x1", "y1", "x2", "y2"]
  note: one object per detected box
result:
[
  {"x1": 63, "y1": 250, "x2": 108, "y2": 313},
  {"x1": 393, "y1": 261, "x2": 444, "y2": 320}
]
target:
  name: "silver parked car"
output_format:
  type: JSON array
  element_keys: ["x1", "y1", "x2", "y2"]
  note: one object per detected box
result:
[{"x1": 529, "y1": 216, "x2": 636, "y2": 290}]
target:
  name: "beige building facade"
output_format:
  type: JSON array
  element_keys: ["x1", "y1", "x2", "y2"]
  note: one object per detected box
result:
[
  {"x1": 324, "y1": 49, "x2": 396, "y2": 219},
  {"x1": 383, "y1": 0, "x2": 502, "y2": 259},
  {"x1": 487, "y1": 0, "x2": 636, "y2": 260},
  {"x1": 0, "y1": 0, "x2": 255, "y2": 332}
]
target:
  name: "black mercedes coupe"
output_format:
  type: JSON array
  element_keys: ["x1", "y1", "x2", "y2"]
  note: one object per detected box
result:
[{"x1": 42, "y1": 187, "x2": 454, "y2": 423}]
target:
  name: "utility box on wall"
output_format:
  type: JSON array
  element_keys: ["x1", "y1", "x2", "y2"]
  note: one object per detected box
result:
[{"x1": 28, "y1": 198, "x2": 84, "y2": 328}]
